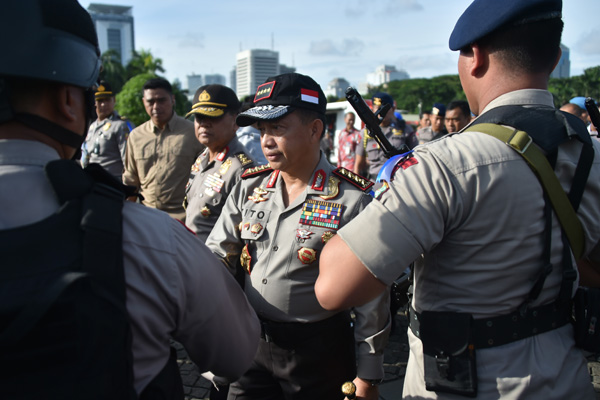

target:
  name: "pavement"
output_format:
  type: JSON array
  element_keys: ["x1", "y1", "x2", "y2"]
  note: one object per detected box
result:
[{"x1": 176, "y1": 309, "x2": 600, "y2": 400}]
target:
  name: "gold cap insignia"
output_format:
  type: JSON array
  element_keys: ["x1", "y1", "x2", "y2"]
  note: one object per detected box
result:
[{"x1": 199, "y1": 90, "x2": 211, "y2": 102}]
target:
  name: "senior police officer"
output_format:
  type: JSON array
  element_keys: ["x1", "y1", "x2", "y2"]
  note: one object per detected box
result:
[
  {"x1": 184, "y1": 84, "x2": 254, "y2": 242},
  {"x1": 0, "y1": 1, "x2": 260, "y2": 398},
  {"x1": 354, "y1": 92, "x2": 417, "y2": 180},
  {"x1": 316, "y1": 0, "x2": 600, "y2": 399},
  {"x1": 205, "y1": 73, "x2": 390, "y2": 400},
  {"x1": 81, "y1": 80, "x2": 133, "y2": 179}
]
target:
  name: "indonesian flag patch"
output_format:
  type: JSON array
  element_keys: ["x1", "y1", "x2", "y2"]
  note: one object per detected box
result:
[{"x1": 301, "y1": 88, "x2": 319, "y2": 104}]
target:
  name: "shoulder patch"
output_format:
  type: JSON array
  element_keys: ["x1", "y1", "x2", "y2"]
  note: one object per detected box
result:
[
  {"x1": 332, "y1": 167, "x2": 373, "y2": 191},
  {"x1": 236, "y1": 153, "x2": 254, "y2": 167},
  {"x1": 241, "y1": 164, "x2": 273, "y2": 179}
]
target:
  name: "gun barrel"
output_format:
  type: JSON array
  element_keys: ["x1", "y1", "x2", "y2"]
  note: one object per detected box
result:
[{"x1": 345, "y1": 87, "x2": 402, "y2": 158}]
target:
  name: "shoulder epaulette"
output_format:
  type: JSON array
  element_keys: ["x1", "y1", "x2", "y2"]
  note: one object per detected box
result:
[
  {"x1": 241, "y1": 164, "x2": 273, "y2": 179},
  {"x1": 332, "y1": 167, "x2": 373, "y2": 191},
  {"x1": 236, "y1": 153, "x2": 254, "y2": 167}
]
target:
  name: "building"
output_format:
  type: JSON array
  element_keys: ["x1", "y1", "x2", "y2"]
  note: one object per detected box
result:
[
  {"x1": 235, "y1": 49, "x2": 280, "y2": 99},
  {"x1": 366, "y1": 65, "x2": 409, "y2": 87},
  {"x1": 187, "y1": 74, "x2": 203, "y2": 101},
  {"x1": 87, "y1": 3, "x2": 135, "y2": 66},
  {"x1": 204, "y1": 74, "x2": 226, "y2": 86},
  {"x1": 324, "y1": 78, "x2": 351, "y2": 100},
  {"x1": 551, "y1": 43, "x2": 570, "y2": 79}
]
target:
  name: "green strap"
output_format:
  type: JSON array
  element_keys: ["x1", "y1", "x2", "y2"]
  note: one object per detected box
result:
[{"x1": 465, "y1": 123, "x2": 584, "y2": 259}]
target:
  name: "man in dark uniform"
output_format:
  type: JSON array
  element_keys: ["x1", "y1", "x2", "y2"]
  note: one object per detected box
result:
[
  {"x1": 206, "y1": 73, "x2": 390, "y2": 400},
  {"x1": 184, "y1": 84, "x2": 255, "y2": 242},
  {"x1": 81, "y1": 80, "x2": 133, "y2": 180},
  {"x1": 354, "y1": 92, "x2": 417, "y2": 180},
  {"x1": 416, "y1": 102, "x2": 447, "y2": 144}
]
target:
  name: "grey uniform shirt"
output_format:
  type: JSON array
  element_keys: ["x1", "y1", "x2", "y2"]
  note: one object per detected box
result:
[
  {"x1": 185, "y1": 136, "x2": 254, "y2": 242},
  {"x1": 0, "y1": 139, "x2": 260, "y2": 394},
  {"x1": 356, "y1": 121, "x2": 415, "y2": 178},
  {"x1": 206, "y1": 154, "x2": 391, "y2": 379},
  {"x1": 339, "y1": 89, "x2": 600, "y2": 399},
  {"x1": 84, "y1": 111, "x2": 131, "y2": 179}
]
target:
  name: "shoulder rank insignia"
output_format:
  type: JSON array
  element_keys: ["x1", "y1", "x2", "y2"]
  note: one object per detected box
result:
[
  {"x1": 332, "y1": 167, "x2": 373, "y2": 191},
  {"x1": 236, "y1": 153, "x2": 253, "y2": 167},
  {"x1": 242, "y1": 164, "x2": 273, "y2": 179}
]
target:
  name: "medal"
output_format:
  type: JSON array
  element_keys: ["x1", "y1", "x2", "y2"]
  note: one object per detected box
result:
[{"x1": 297, "y1": 247, "x2": 317, "y2": 265}]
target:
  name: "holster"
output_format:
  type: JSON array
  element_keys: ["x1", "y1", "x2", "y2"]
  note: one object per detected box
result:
[
  {"x1": 573, "y1": 287, "x2": 600, "y2": 353},
  {"x1": 420, "y1": 311, "x2": 477, "y2": 398}
]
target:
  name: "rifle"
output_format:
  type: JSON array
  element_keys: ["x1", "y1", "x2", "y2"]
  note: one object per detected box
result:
[
  {"x1": 585, "y1": 97, "x2": 600, "y2": 131},
  {"x1": 345, "y1": 87, "x2": 408, "y2": 159}
]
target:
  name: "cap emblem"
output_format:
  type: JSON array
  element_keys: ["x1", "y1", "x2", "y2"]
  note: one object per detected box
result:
[{"x1": 199, "y1": 90, "x2": 211, "y2": 102}]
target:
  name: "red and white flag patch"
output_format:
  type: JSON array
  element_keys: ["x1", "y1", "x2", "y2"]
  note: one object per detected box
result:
[{"x1": 301, "y1": 88, "x2": 319, "y2": 104}]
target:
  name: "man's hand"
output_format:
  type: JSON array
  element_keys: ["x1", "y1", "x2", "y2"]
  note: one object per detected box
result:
[{"x1": 350, "y1": 377, "x2": 379, "y2": 400}]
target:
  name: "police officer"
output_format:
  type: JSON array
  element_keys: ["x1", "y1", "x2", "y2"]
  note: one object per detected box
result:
[
  {"x1": 206, "y1": 73, "x2": 390, "y2": 400},
  {"x1": 184, "y1": 84, "x2": 254, "y2": 242},
  {"x1": 0, "y1": 1, "x2": 259, "y2": 398},
  {"x1": 316, "y1": 0, "x2": 600, "y2": 398},
  {"x1": 354, "y1": 92, "x2": 417, "y2": 180},
  {"x1": 81, "y1": 80, "x2": 133, "y2": 180},
  {"x1": 416, "y1": 102, "x2": 447, "y2": 144}
]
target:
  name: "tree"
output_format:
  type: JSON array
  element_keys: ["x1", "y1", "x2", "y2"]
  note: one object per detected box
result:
[
  {"x1": 172, "y1": 78, "x2": 192, "y2": 118},
  {"x1": 115, "y1": 73, "x2": 157, "y2": 126},
  {"x1": 99, "y1": 49, "x2": 126, "y2": 93},
  {"x1": 126, "y1": 49, "x2": 165, "y2": 79}
]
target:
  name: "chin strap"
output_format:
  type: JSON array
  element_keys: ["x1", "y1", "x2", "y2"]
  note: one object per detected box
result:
[
  {"x1": 0, "y1": 78, "x2": 93, "y2": 156},
  {"x1": 13, "y1": 112, "x2": 86, "y2": 149}
]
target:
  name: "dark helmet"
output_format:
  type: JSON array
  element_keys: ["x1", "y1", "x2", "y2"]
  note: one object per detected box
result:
[
  {"x1": 0, "y1": 0, "x2": 101, "y2": 88},
  {"x1": 0, "y1": 0, "x2": 101, "y2": 152}
]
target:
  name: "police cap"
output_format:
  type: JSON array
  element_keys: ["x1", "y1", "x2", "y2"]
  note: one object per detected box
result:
[{"x1": 449, "y1": 0, "x2": 562, "y2": 51}]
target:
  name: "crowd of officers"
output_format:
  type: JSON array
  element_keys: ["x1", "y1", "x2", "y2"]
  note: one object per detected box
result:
[{"x1": 2, "y1": 0, "x2": 600, "y2": 400}]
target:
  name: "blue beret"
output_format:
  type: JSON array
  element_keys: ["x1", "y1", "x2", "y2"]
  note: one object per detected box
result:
[
  {"x1": 372, "y1": 92, "x2": 394, "y2": 108},
  {"x1": 432, "y1": 103, "x2": 446, "y2": 117},
  {"x1": 569, "y1": 97, "x2": 586, "y2": 110},
  {"x1": 449, "y1": 0, "x2": 562, "y2": 51}
]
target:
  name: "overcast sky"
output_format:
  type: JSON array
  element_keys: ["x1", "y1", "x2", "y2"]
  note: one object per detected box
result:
[{"x1": 85, "y1": 0, "x2": 600, "y2": 90}]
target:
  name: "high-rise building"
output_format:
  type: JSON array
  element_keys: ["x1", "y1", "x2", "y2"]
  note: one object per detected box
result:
[
  {"x1": 324, "y1": 78, "x2": 351, "y2": 100},
  {"x1": 551, "y1": 44, "x2": 570, "y2": 79},
  {"x1": 236, "y1": 49, "x2": 279, "y2": 99},
  {"x1": 366, "y1": 65, "x2": 409, "y2": 86},
  {"x1": 187, "y1": 74, "x2": 203, "y2": 100},
  {"x1": 204, "y1": 74, "x2": 227, "y2": 86},
  {"x1": 87, "y1": 3, "x2": 135, "y2": 66}
]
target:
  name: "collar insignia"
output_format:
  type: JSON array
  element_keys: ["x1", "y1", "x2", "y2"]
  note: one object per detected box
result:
[{"x1": 311, "y1": 169, "x2": 326, "y2": 191}]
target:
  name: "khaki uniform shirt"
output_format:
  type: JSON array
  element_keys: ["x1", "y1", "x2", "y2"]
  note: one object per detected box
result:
[
  {"x1": 123, "y1": 113, "x2": 203, "y2": 220},
  {"x1": 83, "y1": 111, "x2": 131, "y2": 179},
  {"x1": 206, "y1": 154, "x2": 391, "y2": 379},
  {"x1": 0, "y1": 139, "x2": 260, "y2": 395},
  {"x1": 184, "y1": 137, "x2": 254, "y2": 242},
  {"x1": 339, "y1": 89, "x2": 600, "y2": 398}
]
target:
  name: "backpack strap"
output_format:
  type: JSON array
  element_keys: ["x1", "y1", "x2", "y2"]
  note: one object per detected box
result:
[{"x1": 464, "y1": 123, "x2": 587, "y2": 259}]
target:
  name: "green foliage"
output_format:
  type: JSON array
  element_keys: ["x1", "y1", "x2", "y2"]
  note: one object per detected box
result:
[
  {"x1": 549, "y1": 66, "x2": 600, "y2": 107},
  {"x1": 172, "y1": 79, "x2": 192, "y2": 118},
  {"x1": 99, "y1": 49, "x2": 126, "y2": 94},
  {"x1": 126, "y1": 49, "x2": 165, "y2": 79},
  {"x1": 115, "y1": 73, "x2": 157, "y2": 126},
  {"x1": 368, "y1": 75, "x2": 466, "y2": 114}
]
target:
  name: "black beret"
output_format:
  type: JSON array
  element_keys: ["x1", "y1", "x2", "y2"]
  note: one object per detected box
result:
[{"x1": 449, "y1": 0, "x2": 562, "y2": 51}]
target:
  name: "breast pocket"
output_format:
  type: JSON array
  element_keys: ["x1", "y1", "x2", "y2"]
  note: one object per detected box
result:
[{"x1": 240, "y1": 208, "x2": 271, "y2": 247}]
